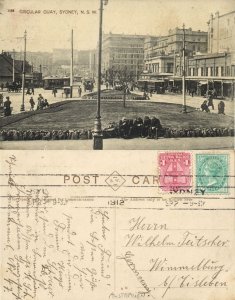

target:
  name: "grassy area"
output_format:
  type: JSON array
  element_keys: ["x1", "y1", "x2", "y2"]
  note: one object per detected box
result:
[{"x1": 0, "y1": 99, "x2": 233, "y2": 131}]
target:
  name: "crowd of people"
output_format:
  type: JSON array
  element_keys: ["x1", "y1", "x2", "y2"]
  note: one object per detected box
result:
[
  {"x1": 103, "y1": 116, "x2": 163, "y2": 139},
  {"x1": 34, "y1": 94, "x2": 50, "y2": 110}
]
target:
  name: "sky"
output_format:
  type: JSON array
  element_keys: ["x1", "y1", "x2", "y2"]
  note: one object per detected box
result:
[{"x1": 0, "y1": 0, "x2": 235, "y2": 52}]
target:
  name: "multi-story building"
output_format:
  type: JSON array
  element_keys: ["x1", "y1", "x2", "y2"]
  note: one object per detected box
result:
[
  {"x1": 144, "y1": 27, "x2": 208, "y2": 74},
  {"x1": 174, "y1": 10, "x2": 235, "y2": 99},
  {"x1": 208, "y1": 11, "x2": 235, "y2": 54},
  {"x1": 102, "y1": 33, "x2": 147, "y2": 82}
]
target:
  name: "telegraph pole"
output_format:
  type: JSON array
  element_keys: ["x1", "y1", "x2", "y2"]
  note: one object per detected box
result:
[
  {"x1": 182, "y1": 24, "x2": 187, "y2": 113},
  {"x1": 93, "y1": 0, "x2": 108, "y2": 150},
  {"x1": 70, "y1": 29, "x2": 74, "y2": 98},
  {"x1": 12, "y1": 49, "x2": 15, "y2": 83},
  {"x1": 93, "y1": 53, "x2": 96, "y2": 80},
  {"x1": 20, "y1": 30, "x2": 27, "y2": 112}
]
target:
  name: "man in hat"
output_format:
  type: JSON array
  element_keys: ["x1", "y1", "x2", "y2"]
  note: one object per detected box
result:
[
  {"x1": 3, "y1": 96, "x2": 12, "y2": 116},
  {"x1": 29, "y1": 97, "x2": 35, "y2": 111}
]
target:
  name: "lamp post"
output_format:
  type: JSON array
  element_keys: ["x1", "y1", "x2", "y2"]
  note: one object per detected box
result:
[
  {"x1": 182, "y1": 24, "x2": 187, "y2": 113},
  {"x1": 20, "y1": 30, "x2": 27, "y2": 112},
  {"x1": 93, "y1": 0, "x2": 108, "y2": 150}
]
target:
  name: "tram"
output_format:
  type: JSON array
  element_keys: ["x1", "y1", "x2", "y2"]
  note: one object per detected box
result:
[{"x1": 43, "y1": 76, "x2": 70, "y2": 90}]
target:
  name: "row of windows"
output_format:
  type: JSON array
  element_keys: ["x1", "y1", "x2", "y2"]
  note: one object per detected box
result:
[
  {"x1": 109, "y1": 43, "x2": 143, "y2": 48},
  {"x1": 189, "y1": 66, "x2": 232, "y2": 76},
  {"x1": 111, "y1": 54, "x2": 143, "y2": 59},
  {"x1": 110, "y1": 60, "x2": 144, "y2": 65},
  {"x1": 109, "y1": 49, "x2": 143, "y2": 54}
]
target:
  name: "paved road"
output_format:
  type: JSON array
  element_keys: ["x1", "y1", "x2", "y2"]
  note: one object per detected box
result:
[
  {"x1": 133, "y1": 90, "x2": 234, "y2": 117},
  {"x1": 1, "y1": 87, "x2": 234, "y2": 117},
  {"x1": 0, "y1": 136, "x2": 233, "y2": 150},
  {"x1": 0, "y1": 86, "x2": 86, "y2": 114}
]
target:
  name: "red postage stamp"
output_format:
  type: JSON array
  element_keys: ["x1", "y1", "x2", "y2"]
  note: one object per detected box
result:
[{"x1": 159, "y1": 152, "x2": 192, "y2": 192}]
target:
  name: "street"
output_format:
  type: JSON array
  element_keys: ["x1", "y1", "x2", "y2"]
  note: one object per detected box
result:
[
  {"x1": 1, "y1": 87, "x2": 234, "y2": 117},
  {"x1": 0, "y1": 136, "x2": 233, "y2": 150},
  {"x1": 0, "y1": 86, "x2": 84, "y2": 113}
]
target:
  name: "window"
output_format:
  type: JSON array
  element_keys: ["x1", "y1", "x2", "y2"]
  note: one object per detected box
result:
[
  {"x1": 210, "y1": 67, "x2": 213, "y2": 76},
  {"x1": 201, "y1": 67, "x2": 204, "y2": 76},
  {"x1": 215, "y1": 67, "x2": 219, "y2": 76},
  {"x1": 226, "y1": 66, "x2": 230, "y2": 76},
  {"x1": 221, "y1": 66, "x2": 224, "y2": 76},
  {"x1": 166, "y1": 63, "x2": 173, "y2": 73},
  {"x1": 206, "y1": 67, "x2": 208, "y2": 76}
]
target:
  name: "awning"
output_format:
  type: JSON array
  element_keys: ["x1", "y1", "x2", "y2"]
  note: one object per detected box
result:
[
  {"x1": 223, "y1": 81, "x2": 233, "y2": 84},
  {"x1": 198, "y1": 81, "x2": 208, "y2": 85}
]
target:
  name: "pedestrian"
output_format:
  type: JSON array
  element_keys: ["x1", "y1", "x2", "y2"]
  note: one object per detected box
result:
[
  {"x1": 37, "y1": 94, "x2": 43, "y2": 110},
  {"x1": 78, "y1": 86, "x2": 82, "y2": 98},
  {"x1": 31, "y1": 87, "x2": 34, "y2": 95},
  {"x1": 212, "y1": 88, "x2": 217, "y2": 99},
  {"x1": 191, "y1": 88, "x2": 195, "y2": 97},
  {"x1": 52, "y1": 87, "x2": 57, "y2": 97},
  {"x1": 26, "y1": 88, "x2": 31, "y2": 95},
  {"x1": 29, "y1": 97, "x2": 35, "y2": 111},
  {"x1": 207, "y1": 94, "x2": 214, "y2": 110},
  {"x1": 0, "y1": 83, "x2": 4, "y2": 91},
  {"x1": 218, "y1": 101, "x2": 225, "y2": 114},
  {"x1": 106, "y1": 82, "x2": 109, "y2": 89},
  {"x1": 201, "y1": 100, "x2": 210, "y2": 113},
  {"x1": 65, "y1": 88, "x2": 69, "y2": 98},
  {"x1": 42, "y1": 99, "x2": 49, "y2": 108},
  {"x1": 148, "y1": 117, "x2": 162, "y2": 139},
  {"x1": 142, "y1": 116, "x2": 151, "y2": 137},
  {"x1": 3, "y1": 96, "x2": 12, "y2": 116}
]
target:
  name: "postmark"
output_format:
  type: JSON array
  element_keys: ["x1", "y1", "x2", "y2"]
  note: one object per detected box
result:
[
  {"x1": 196, "y1": 154, "x2": 228, "y2": 194},
  {"x1": 159, "y1": 152, "x2": 192, "y2": 192}
]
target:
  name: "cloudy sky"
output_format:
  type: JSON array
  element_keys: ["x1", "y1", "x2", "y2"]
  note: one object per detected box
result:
[{"x1": 0, "y1": 0, "x2": 234, "y2": 52}]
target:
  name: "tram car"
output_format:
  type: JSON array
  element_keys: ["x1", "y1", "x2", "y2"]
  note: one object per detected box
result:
[
  {"x1": 43, "y1": 76, "x2": 70, "y2": 90},
  {"x1": 137, "y1": 79, "x2": 166, "y2": 94}
]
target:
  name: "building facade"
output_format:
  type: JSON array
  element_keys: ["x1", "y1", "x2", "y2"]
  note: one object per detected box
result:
[
  {"x1": 144, "y1": 27, "x2": 208, "y2": 74},
  {"x1": 174, "y1": 10, "x2": 235, "y2": 99},
  {"x1": 0, "y1": 51, "x2": 32, "y2": 85},
  {"x1": 102, "y1": 33, "x2": 147, "y2": 82},
  {"x1": 207, "y1": 10, "x2": 235, "y2": 55}
]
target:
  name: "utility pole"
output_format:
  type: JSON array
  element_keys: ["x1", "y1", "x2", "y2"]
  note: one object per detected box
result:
[
  {"x1": 20, "y1": 30, "x2": 27, "y2": 112},
  {"x1": 12, "y1": 49, "x2": 15, "y2": 83},
  {"x1": 70, "y1": 29, "x2": 73, "y2": 98},
  {"x1": 93, "y1": 0, "x2": 108, "y2": 150},
  {"x1": 182, "y1": 24, "x2": 187, "y2": 113},
  {"x1": 93, "y1": 53, "x2": 96, "y2": 80}
]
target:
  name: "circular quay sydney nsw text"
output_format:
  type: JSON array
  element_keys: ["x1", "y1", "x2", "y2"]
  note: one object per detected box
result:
[{"x1": 0, "y1": 0, "x2": 234, "y2": 150}]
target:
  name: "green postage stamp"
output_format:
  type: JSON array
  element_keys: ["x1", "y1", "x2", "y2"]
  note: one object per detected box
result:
[{"x1": 196, "y1": 154, "x2": 229, "y2": 194}]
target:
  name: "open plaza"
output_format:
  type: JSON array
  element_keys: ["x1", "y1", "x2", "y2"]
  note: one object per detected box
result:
[{"x1": 0, "y1": 1, "x2": 234, "y2": 149}]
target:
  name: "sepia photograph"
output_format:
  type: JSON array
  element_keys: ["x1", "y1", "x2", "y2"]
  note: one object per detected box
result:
[{"x1": 0, "y1": 0, "x2": 234, "y2": 150}]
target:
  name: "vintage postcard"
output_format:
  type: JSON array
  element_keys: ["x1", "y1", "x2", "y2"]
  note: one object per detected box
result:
[
  {"x1": 0, "y1": 0, "x2": 234, "y2": 150},
  {"x1": 0, "y1": 0, "x2": 235, "y2": 299},
  {"x1": 0, "y1": 150, "x2": 234, "y2": 300}
]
